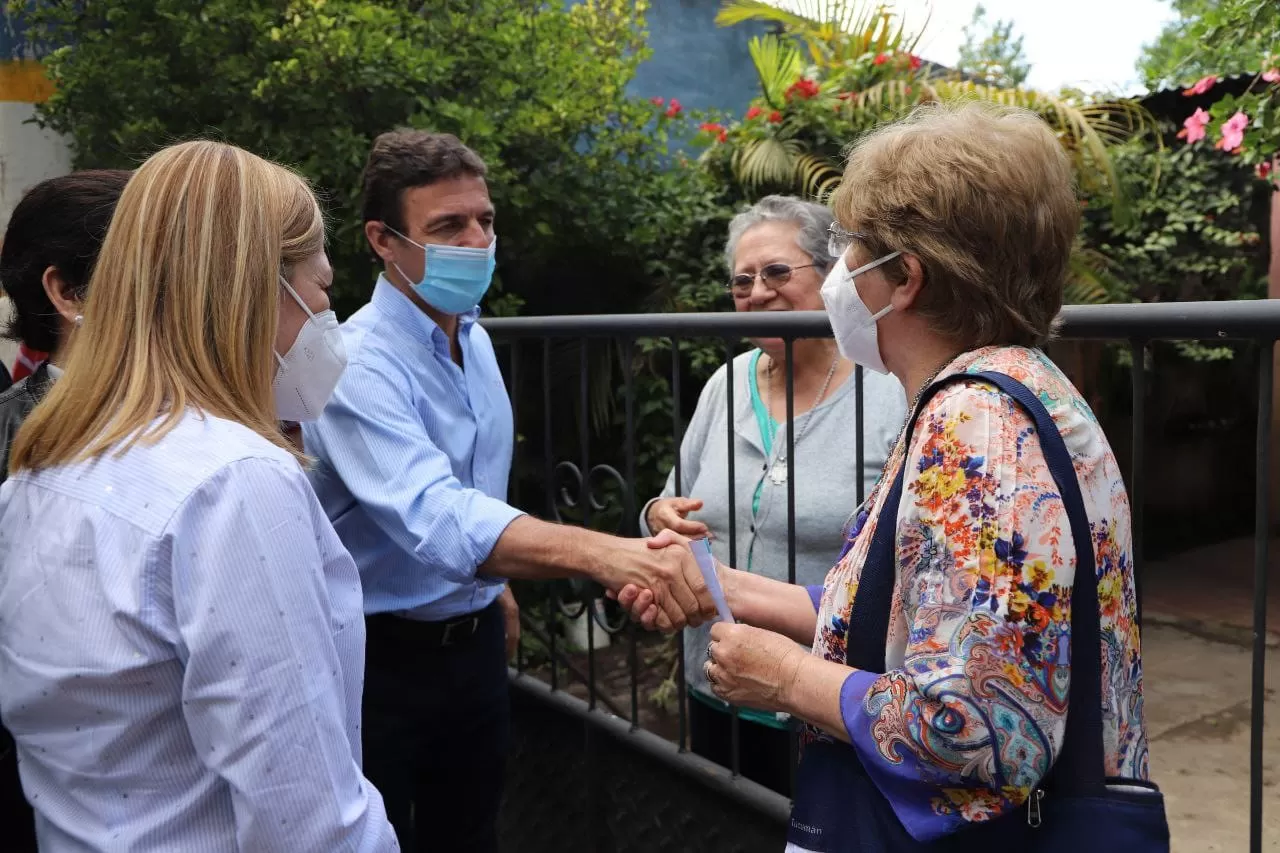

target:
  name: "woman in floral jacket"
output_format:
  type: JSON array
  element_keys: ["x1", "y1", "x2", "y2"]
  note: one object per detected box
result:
[{"x1": 620, "y1": 103, "x2": 1168, "y2": 851}]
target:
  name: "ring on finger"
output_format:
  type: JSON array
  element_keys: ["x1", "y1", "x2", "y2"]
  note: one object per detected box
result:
[
  {"x1": 703, "y1": 659, "x2": 716, "y2": 687},
  {"x1": 706, "y1": 641, "x2": 716, "y2": 661}
]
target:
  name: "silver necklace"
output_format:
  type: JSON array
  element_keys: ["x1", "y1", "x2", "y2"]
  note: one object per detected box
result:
[{"x1": 763, "y1": 350, "x2": 840, "y2": 485}]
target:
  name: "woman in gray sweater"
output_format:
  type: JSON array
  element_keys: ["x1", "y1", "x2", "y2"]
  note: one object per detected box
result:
[{"x1": 641, "y1": 196, "x2": 905, "y2": 795}]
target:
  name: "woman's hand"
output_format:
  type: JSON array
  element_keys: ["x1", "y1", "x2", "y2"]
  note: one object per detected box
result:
[
  {"x1": 645, "y1": 497, "x2": 708, "y2": 538},
  {"x1": 704, "y1": 622, "x2": 804, "y2": 713}
]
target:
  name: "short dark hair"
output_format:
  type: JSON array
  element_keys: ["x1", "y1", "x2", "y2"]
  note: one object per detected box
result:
[
  {"x1": 360, "y1": 130, "x2": 487, "y2": 234},
  {"x1": 0, "y1": 170, "x2": 131, "y2": 353}
]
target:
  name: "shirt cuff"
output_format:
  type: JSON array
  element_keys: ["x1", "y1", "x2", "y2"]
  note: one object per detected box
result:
[
  {"x1": 639, "y1": 497, "x2": 662, "y2": 536},
  {"x1": 841, "y1": 669, "x2": 967, "y2": 842},
  {"x1": 462, "y1": 498, "x2": 527, "y2": 584},
  {"x1": 806, "y1": 584, "x2": 824, "y2": 612},
  {"x1": 839, "y1": 669, "x2": 879, "y2": 742}
]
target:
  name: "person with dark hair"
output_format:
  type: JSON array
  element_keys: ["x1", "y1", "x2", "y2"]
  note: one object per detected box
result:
[
  {"x1": 0, "y1": 169, "x2": 131, "y2": 851},
  {"x1": 0, "y1": 169, "x2": 132, "y2": 481},
  {"x1": 303, "y1": 130, "x2": 716, "y2": 851}
]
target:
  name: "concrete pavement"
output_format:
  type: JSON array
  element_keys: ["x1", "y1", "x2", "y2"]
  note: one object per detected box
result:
[{"x1": 1144, "y1": 623, "x2": 1279, "y2": 850}]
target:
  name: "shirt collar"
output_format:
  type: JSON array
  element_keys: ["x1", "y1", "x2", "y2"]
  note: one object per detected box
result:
[{"x1": 371, "y1": 275, "x2": 480, "y2": 350}]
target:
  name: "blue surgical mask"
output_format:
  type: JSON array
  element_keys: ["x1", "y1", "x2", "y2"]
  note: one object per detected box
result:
[{"x1": 383, "y1": 224, "x2": 496, "y2": 315}]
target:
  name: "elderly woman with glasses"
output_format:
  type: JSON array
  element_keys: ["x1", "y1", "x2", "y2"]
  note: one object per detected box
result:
[
  {"x1": 624, "y1": 104, "x2": 1168, "y2": 851},
  {"x1": 639, "y1": 195, "x2": 906, "y2": 795}
]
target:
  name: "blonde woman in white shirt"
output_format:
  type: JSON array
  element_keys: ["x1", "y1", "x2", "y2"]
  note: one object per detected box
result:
[{"x1": 0, "y1": 141, "x2": 398, "y2": 852}]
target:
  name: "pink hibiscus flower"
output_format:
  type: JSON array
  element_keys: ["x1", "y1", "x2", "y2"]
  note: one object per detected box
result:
[
  {"x1": 1177, "y1": 108, "x2": 1210, "y2": 144},
  {"x1": 1215, "y1": 111, "x2": 1249, "y2": 153},
  {"x1": 1182, "y1": 75, "x2": 1218, "y2": 96}
]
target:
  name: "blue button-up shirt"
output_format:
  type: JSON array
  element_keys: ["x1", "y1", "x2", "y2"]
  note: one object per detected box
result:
[
  {"x1": 303, "y1": 278, "x2": 524, "y2": 621},
  {"x1": 0, "y1": 410, "x2": 397, "y2": 852}
]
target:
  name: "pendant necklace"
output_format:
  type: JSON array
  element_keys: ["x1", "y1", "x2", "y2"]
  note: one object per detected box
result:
[{"x1": 764, "y1": 350, "x2": 840, "y2": 485}]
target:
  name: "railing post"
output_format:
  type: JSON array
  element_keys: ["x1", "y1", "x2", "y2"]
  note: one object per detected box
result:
[
  {"x1": 578, "y1": 339, "x2": 597, "y2": 713},
  {"x1": 671, "y1": 337, "x2": 689, "y2": 751},
  {"x1": 724, "y1": 339, "x2": 741, "y2": 779},
  {"x1": 624, "y1": 337, "x2": 641, "y2": 731},
  {"x1": 1130, "y1": 340, "x2": 1146, "y2": 628},
  {"x1": 543, "y1": 338, "x2": 558, "y2": 692},
  {"x1": 1250, "y1": 340, "x2": 1274, "y2": 853}
]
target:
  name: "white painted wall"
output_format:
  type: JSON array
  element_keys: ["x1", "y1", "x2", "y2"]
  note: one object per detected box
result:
[{"x1": 0, "y1": 100, "x2": 71, "y2": 234}]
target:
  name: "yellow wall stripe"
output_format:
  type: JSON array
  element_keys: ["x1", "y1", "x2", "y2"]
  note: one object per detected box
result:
[{"x1": 0, "y1": 59, "x2": 54, "y2": 104}]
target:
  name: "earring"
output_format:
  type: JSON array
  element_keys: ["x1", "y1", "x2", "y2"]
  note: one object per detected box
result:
[{"x1": 73, "y1": 314, "x2": 84, "y2": 327}]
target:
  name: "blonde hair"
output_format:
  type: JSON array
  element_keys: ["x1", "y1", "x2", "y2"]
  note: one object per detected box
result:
[
  {"x1": 831, "y1": 101, "x2": 1079, "y2": 349},
  {"x1": 11, "y1": 140, "x2": 324, "y2": 472}
]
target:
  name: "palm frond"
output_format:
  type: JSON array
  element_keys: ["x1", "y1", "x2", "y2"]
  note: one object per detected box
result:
[
  {"x1": 1065, "y1": 248, "x2": 1130, "y2": 305},
  {"x1": 718, "y1": 0, "x2": 922, "y2": 69},
  {"x1": 793, "y1": 151, "x2": 843, "y2": 199},
  {"x1": 731, "y1": 133, "x2": 805, "y2": 189},
  {"x1": 849, "y1": 79, "x2": 1157, "y2": 223},
  {"x1": 748, "y1": 34, "x2": 803, "y2": 108}
]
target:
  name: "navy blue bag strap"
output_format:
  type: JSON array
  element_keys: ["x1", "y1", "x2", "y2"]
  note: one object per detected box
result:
[{"x1": 845, "y1": 370, "x2": 1106, "y2": 792}]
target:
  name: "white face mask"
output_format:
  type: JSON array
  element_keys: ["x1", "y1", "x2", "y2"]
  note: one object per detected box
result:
[
  {"x1": 273, "y1": 276, "x2": 347, "y2": 422},
  {"x1": 819, "y1": 251, "x2": 902, "y2": 374}
]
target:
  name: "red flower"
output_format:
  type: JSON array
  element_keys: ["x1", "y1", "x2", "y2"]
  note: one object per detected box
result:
[
  {"x1": 837, "y1": 91, "x2": 856, "y2": 101},
  {"x1": 767, "y1": 110, "x2": 783, "y2": 124},
  {"x1": 1182, "y1": 75, "x2": 1218, "y2": 96},
  {"x1": 785, "y1": 77, "x2": 820, "y2": 100},
  {"x1": 650, "y1": 96, "x2": 664, "y2": 107},
  {"x1": 1258, "y1": 161, "x2": 1274, "y2": 181},
  {"x1": 699, "y1": 121, "x2": 728, "y2": 143},
  {"x1": 746, "y1": 105, "x2": 763, "y2": 120},
  {"x1": 908, "y1": 54, "x2": 922, "y2": 71},
  {"x1": 665, "y1": 98, "x2": 682, "y2": 118},
  {"x1": 873, "y1": 53, "x2": 889, "y2": 66}
]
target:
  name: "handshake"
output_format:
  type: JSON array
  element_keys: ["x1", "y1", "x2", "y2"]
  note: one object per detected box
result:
[{"x1": 597, "y1": 529, "x2": 726, "y2": 632}]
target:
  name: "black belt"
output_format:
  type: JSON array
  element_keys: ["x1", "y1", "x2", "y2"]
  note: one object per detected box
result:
[{"x1": 366, "y1": 600, "x2": 498, "y2": 649}]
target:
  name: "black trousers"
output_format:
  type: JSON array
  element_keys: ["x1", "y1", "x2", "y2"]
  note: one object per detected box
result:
[
  {"x1": 689, "y1": 696, "x2": 793, "y2": 798},
  {"x1": 0, "y1": 727, "x2": 36, "y2": 852},
  {"x1": 362, "y1": 602, "x2": 510, "y2": 853}
]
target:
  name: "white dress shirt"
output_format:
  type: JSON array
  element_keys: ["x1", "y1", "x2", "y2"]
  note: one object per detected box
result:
[{"x1": 0, "y1": 410, "x2": 398, "y2": 852}]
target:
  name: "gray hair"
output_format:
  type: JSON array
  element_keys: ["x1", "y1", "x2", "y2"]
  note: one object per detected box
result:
[{"x1": 723, "y1": 195, "x2": 836, "y2": 274}]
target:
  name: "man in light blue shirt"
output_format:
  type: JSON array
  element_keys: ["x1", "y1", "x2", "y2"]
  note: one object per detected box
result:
[{"x1": 303, "y1": 130, "x2": 713, "y2": 852}]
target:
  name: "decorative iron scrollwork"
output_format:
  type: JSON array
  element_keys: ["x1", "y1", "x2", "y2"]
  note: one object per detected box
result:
[{"x1": 549, "y1": 461, "x2": 632, "y2": 635}]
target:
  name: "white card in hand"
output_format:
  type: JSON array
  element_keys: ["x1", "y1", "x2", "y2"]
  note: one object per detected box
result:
[{"x1": 689, "y1": 538, "x2": 734, "y2": 623}]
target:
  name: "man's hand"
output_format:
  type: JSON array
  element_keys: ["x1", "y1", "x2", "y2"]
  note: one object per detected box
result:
[
  {"x1": 611, "y1": 529, "x2": 730, "y2": 632},
  {"x1": 645, "y1": 497, "x2": 709, "y2": 538},
  {"x1": 593, "y1": 537, "x2": 716, "y2": 631},
  {"x1": 498, "y1": 585, "x2": 520, "y2": 661}
]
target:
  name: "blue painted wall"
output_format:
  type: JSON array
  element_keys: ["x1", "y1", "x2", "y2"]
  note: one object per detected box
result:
[{"x1": 627, "y1": 0, "x2": 766, "y2": 115}]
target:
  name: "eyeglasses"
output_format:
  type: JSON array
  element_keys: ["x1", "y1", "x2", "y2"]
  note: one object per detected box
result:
[
  {"x1": 727, "y1": 263, "x2": 819, "y2": 295},
  {"x1": 827, "y1": 224, "x2": 867, "y2": 259}
]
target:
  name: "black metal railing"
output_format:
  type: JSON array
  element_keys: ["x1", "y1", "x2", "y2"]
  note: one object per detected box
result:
[{"x1": 484, "y1": 299, "x2": 1280, "y2": 853}]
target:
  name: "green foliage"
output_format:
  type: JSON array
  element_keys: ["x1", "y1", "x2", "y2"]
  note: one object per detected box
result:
[
  {"x1": 1138, "y1": 0, "x2": 1272, "y2": 91},
  {"x1": 955, "y1": 3, "x2": 1030, "y2": 89},
  {"x1": 1081, "y1": 138, "x2": 1269, "y2": 309}
]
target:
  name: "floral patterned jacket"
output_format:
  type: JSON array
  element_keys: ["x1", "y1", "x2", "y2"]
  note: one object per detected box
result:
[{"x1": 813, "y1": 346, "x2": 1150, "y2": 841}]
